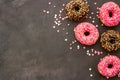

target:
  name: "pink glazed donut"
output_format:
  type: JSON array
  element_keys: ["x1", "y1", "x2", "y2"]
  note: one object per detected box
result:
[
  {"x1": 99, "y1": 2, "x2": 120, "y2": 27},
  {"x1": 74, "y1": 22, "x2": 99, "y2": 45},
  {"x1": 98, "y1": 55, "x2": 120, "y2": 78}
]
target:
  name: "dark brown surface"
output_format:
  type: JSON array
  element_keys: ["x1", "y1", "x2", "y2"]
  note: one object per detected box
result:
[{"x1": 0, "y1": 0, "x2": 120, "y2": 80}]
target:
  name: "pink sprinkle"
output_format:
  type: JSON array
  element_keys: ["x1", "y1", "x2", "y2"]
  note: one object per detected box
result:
[
  {"x1": 69, "y1": 47, "x2": 72, "y2": 50},
  {"x1": 57, "y1": 30, "x2": 60, "y2": 32},
  {"x1": 83, "y1": 47, "x2": 86, "y2": 49},
  {"x1": 94, "y1": 2, "x2": 97, "y2": 5},
  {"x1": 92, "y1": 54, "x2": 94, "y2": 56},
  {"x1": 91, "y1": 49, "x2": 94, "y2": 52},
  {"x1": 62, "y1": 4, "x2": 65, "y2": 6},
  {"x1": 72, "y1": 41, "x2": 75, "y2": 44},
  {"x1": 91, "y1": 12, "x2": 94, "y2": 15},
  {"x1": 89, "y1": 16, "x2": 92, "y2": 19},
  {"x1": 48, "y1": 2, "x2": 51, "y2": 5}
]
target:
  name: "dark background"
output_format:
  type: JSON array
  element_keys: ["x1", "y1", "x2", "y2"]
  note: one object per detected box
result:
[{"x1": 0, "y1": 0, "x2": 120, "y2": 80}]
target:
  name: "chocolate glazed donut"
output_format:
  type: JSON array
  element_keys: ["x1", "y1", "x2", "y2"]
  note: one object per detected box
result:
[{"x1": 65, "y1": 0, "x2": 89, "y2": 21}]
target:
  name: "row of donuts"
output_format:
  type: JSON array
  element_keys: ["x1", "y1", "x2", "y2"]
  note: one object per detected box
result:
[
  {"x1": 65, "y1": 0, "x2": 120, "y2": 78},
  {"x1": 65, "y1": 1, "x2": 120, "y2": 27}
]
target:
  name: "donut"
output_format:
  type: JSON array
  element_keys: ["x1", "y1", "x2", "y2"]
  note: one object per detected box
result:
[
  {"x1": 98, "y1": 55, "x2": 120, "y2": 78},
  {"x1": 65, "y1": 0, "x2": 89, "y2": 21},
  {"x1": 74, "y1": 22, "x2": 99, "y2": 45},
  {"x1": 100, "y1": 30, "x2": 120, "y2": 52},
  {"x1": 99, "y1": 2, "x2": 120, "y2": 27}
]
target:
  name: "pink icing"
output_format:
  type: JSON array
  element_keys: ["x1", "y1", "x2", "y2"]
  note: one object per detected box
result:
[
  {"x1": 99, "y1": 2, "x2": 120, "y2": 27},
  {"x1": 98, "y1": 55, "x2": 120, "y2": 78},
  {"x1": 74, "y1": 22, "x2": 99, "y2": 45}
]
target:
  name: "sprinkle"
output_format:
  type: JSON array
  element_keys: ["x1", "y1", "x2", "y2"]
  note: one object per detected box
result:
[
  {"x1": 43, "y1": 10, "x2": 46, "y2": 12},
  {"x1": 94, "y1": 2, "x2": 97, "y2": 5},
  {"x1": 89, "y1": 68, "x2": 92, "y2": 71},
  {"x1": 87, "y1": 50, "x2": 89, "y2": 53},
  {"x1": 89, "y1": 16, "x2": 92, "y2": 19},
  {"x1": 48, "y1": 2, "x2": 51, "y2": 5},
  {"x1": 69, "y1": 47, "x2": 72, "y2": 50},
  {"x1": 65, "y1": 38, "x2": 68, "y2": 42},
  {"x1": 91, "y1": 12, "x2": 94, "y2": 15},
  {"x1": 66, "y1": 32, "x2": 68, "y2": 35},
  {"x1": 91, "y1": 49, "x2": 94, "y2": 52},
  {"x1": 59, "y1": 10, "x2": 62, "y2": 13},
  {"x1": 53, "y1": 26, "x2": 56, "y2": 28},
  {"x1": 83, "y1": 47, "x2": 86, "y2": 49},
  {"x1": 54, "y1": 5, "x2": 56, "y2": 8},
  {"x1": 88, "y1": 53, "x2": 91, "y2": 56},
  {"x1": 61, "y1": 8, "x2": 64, "y2": 11},
  {"x1": 90, "y1": 74, "x2": 93, "y2": 77},
  {"x1": 47, "y1": 11, "x2": 50, "y2": 14},
  {"x1": 77, "y1": 45, "x2": 80, "y2": 49},
  {"x1": 92, "y1": 54, "x2": 94, "y2": 56},
  {"x1": 63, "y1": 28, "x2": 65, "y2": 30},
  {"x1": 57, "y1": 30, "x2": 60, "y2": 32},
  {"x1": 62, "y1": 4, "x2": 65, "y2": 6},
  {"x1": 54, "y1": 14, "x2": 57, "y2": 18},
  {"x1": 92, "y1": 20, "x2": 95, "y2": 23},
  {"x1": 96, "y1": 25, "x2": 98, "y2": 27},
  {"x1": 67, "y1": 24, "x2": 70, "y2": 26}
]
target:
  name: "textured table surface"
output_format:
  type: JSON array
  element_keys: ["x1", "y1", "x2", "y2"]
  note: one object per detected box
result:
[{"x1": 0, "y1": 0, "x2": 120, "y2": 80}]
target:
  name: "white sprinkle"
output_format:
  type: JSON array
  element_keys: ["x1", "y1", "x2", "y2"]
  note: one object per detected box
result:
[
  {"x1": 88, "y1": 54, "x2": 91, "y2": 56},
  {"x1": 89, "y1": 68, "x2": 92, "y2": 71},
  {"x1": 65, "y1": 38, "x2": 68, "y2": 42},
  {"x1": 53, "y1": 26, "x2": 56, "y2": 28},
  {"x1": 90, "y1": 74, "x2": 93, "y2": 77},
  {"x1": 92, "y1": 20, "x2": 95, "y2": 23},
  {"x1": 74, "y1": 40, "x2": 77, "y2": 42},
  {"x1": 96, "y1": 25, "x2": 98, "y2": 27},
  {"x1": 58, "y1": 21, "x2": 60, "y2": 23},
  {"x1": 93, "y1": 17, "x2": 95, "y2": 19},
  {"x1": 77, "y1": 45, "x2": 80, "y2": 49},
  {"x1": 54, "y1": 5, "x2": 56, "y2": 8},
  {"x1": 59, "y1": 10, "x2": 62, "y2": 13},
  {"x1": 62, "y1": 18, "x2": 65, "y2": 20},
  {"x1": 66, "y1": 32, "x2": 68, "y2": 35},
  {"x1": 63, "y1": 28, "x2": 65, "y2": 30},
  {"x1": 47, "y1": 11, "x2": 49, "y2": 14},
  {"x1": 54, "y1": 14, "x2": 57, "y2": 18},
  {"x1": 67, "y1": 24, "x2": 70, "y2": 26}
]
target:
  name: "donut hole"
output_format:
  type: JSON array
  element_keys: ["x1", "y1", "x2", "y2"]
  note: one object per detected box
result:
[
  {"x1": 74, "y1": 5, "x2": 80, "y2": 11},
  {"x1": 109, "y1": 37, "x2": 115, "y2": 44},
  {"x1": 108, "y1": 64, "x2": 113, "y2": 68},
  {"x1": 109, "y1": 12, "x2": 113, "y2": 17},
  {"x1": 84, "y1": 31, "x2": 90, "y2": 36}
]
